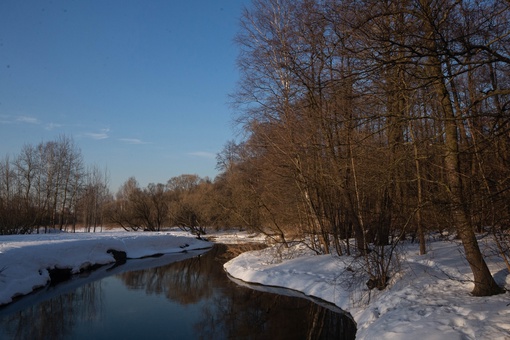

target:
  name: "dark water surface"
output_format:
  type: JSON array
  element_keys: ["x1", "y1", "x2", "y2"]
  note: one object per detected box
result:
[{"x1": 0, "y1": 244, "x2": 356, "y2": 339}]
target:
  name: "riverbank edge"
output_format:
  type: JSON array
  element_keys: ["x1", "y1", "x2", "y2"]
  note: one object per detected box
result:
[{"x1": 0, "y1": 232, "x2": 212, "y2": 306}]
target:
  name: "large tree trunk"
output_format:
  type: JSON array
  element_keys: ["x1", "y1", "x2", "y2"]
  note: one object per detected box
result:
[
  {"x1": 429, "y1": 50, "x2": 502, "y2": 297},
  {"x1": 441, "y1": 81, "x2": 502, "y2": 296}
]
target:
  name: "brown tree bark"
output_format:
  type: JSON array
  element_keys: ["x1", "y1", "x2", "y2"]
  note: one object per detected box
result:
[{"x1": 420, "y1": 0, "x2": 503, "y2": 296}]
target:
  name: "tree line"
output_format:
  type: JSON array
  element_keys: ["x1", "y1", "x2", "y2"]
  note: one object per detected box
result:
[
  {"x1": 0, "y1": 135, "x2": 111, "y2": 234},
  {"x1": 0, "y1": 137, "x2": 226, "y2": 236},
  {"x1": 218, "y1": 0, "x2": 510, "y2": 296},
  {"x1": 103, "y1": 174, "x2": 218, "y2": 237},
  {"x1": 0, "y1": 136, "x2": 254, "y2": 237}
]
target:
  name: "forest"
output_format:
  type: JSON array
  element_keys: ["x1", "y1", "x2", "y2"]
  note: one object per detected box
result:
[{"x1": 1, "y1": 0, "x2": 509, "y2": 297}]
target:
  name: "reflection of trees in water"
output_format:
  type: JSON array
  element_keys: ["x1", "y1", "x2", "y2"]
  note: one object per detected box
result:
[
  {"x1": 1, "y1": 281, "x2": 103, "y2": 340},
  {"x1": 196, "y1": 284, "x2": 355, "y2": 340},
  {"x1": 116, "y1": 244, "x2": 265, "y2": 305},
  {"x1": 118, "y1": 244, "x2": 356, "y2": 339},
  {"x1": 117, "y1": 251, "x2": 215, "y2": 304},
  {"x1": 202, "y1": 245, "x2": 355, "y2": 339},
  {"x1": 0, "y1": 244, "x2": 355, "y2": 339}
]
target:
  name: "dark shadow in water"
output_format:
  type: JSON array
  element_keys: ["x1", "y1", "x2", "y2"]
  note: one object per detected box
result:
[{"x1": 0, "y1": 244, "x2": 356, "y2": 339}]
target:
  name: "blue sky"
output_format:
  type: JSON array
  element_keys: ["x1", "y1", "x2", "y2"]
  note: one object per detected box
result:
[{"x1": 0, "y1": 0, "x2": 248, "y2": 191}]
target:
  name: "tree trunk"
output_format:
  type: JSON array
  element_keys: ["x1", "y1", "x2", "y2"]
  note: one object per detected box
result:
[
  {"x1": 409, "y1": 120, "x2": 427, "y2": 254},
  {"x1": 431, "y1": 57, "x2": 502, "y2": 296}
]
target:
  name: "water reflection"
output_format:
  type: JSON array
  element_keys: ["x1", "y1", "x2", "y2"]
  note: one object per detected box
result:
[
  {"x1": 0, "y1": 244, "x2": 356, "y2": 339},
  {"x1": 118, "y1": 249, "x2": 213, "y2": 305},
  {"x1": 0, "y1": 280, "x2": 104, "y2": 340}
]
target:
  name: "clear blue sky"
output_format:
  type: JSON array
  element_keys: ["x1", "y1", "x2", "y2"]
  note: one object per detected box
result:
[{"x1": 0, "y1": 0, "x2": 249, "y2": 192}]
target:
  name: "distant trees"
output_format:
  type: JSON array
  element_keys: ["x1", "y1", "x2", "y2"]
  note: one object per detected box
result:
[
  {"x1": 104, "y1": 177, "x2": 165, "y2": 232},
  {"x1": 167, "y1": 174, "x2": 212, "y2": 238},
  {"x1": 104, "y1": 174, "x2": 218, "y2": 237},
  {"x1": 0, "y1": 135, "x2": 239, "y2": 235},
  {"x1": 78, "y1": 165, "x2": 111, "y2": 232},
  {"x1": 0, "y1": 135, "x2": 109, "y2": 234}
]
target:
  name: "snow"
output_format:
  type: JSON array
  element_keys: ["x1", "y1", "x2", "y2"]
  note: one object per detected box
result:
[
  {"x1": 224, "y1": 237, "x2": 510, "y2": 339},
  {"x1": 0, "y1": 230, "x2": 211, "y2": 306},
  {"x1": 1, "y1": 229, "x2": 509, "y2": 339}
]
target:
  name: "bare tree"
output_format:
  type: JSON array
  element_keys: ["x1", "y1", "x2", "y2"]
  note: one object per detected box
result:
[
  {"x1": 105, "y1": 177, "x2": 168, "y2": 232},
  {"x1": 167, "y1": 174, "x2": 210, "y2": 237},
  {"x1": 79, "y1": 165, "x2": 110, "y2": 232},
  {"x1": 226, "y1": 0, "x2": 508, "y2": 295}
]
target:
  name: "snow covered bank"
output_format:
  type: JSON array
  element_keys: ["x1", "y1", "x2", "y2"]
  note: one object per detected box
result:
[
  {"x1": 0, "y1": 231, "x2": 211, "y2": 305},
  {"x1": 2, "y1": 229, "x2": 508, "y2": 338},
  {"x1": 224, "y1": 239, "x2": 510, "y2": 339}
]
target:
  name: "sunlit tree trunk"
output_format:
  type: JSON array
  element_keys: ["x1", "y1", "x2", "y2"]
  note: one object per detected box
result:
[{"x1": 419, "y1": 0, "x2": 503, "y2": 296}]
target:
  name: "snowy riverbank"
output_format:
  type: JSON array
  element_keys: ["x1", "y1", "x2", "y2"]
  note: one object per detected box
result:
[
  {"x1": 1, "y1": 230, "x2": 509, "y2": 338},
  {"x1": 224, "y1": 237, "x2": 510, "y2": 339},
  {"x1": 0, "y1": 231, "x2": 211, "y2": 306}
]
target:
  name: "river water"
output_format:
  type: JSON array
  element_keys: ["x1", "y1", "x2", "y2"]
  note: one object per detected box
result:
[{"x1": 0, "y1": 244, "x2": 356, "y2": 339}]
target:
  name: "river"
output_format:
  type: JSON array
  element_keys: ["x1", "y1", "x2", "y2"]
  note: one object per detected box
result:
[{"x1": 0, "y1": 244, "x2": 356, "y2": 339}]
